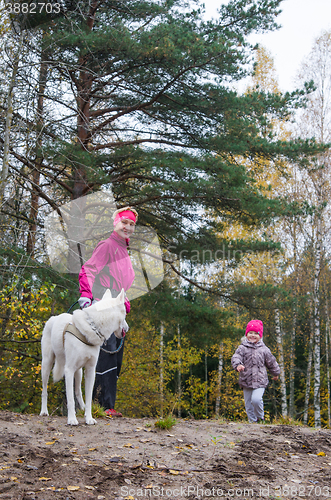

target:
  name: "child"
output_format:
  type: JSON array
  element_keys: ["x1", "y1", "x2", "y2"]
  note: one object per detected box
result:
[{"x1": 231, "y1": 319, "x2": 280, "y2": 423}]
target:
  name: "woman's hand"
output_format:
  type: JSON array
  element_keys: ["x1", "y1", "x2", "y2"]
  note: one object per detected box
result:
[{"x1": 236, "y1": 364, "x2": 245, "y2": 372}]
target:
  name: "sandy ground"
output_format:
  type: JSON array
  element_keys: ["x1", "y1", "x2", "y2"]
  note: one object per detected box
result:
[{"x1": 0, "y1": 410, "x2": 331, "y2": 499}]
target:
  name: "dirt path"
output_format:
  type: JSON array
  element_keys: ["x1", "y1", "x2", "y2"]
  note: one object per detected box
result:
[{"x1": 0, "y1": 411, "x2": 331, "y2": 499}]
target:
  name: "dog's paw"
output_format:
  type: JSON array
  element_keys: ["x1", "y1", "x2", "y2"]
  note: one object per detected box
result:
[
  {"x1": 85, "y1": 417, "x2": 97, "y2": 425},
  {"x1": 67, "y1": 418, "x2": 79, "y2": 426}
]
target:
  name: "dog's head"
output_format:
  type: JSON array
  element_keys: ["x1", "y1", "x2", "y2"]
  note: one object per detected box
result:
[{"x1": 88, "y1": 288, "x2": 127, "y2": 338}]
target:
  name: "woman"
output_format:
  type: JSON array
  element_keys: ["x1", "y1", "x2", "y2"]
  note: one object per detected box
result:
[{"x1": 78, "y1": 206, "x2": 138, "y2": 417}]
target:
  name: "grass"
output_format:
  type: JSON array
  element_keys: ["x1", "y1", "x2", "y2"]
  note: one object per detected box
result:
[
  {"x1": 154, "y1": 415, "x2": 177, "y2": 430},
  {"x1": 76, "y1": 402, "x2": 107, "y2": 419},
  {"x1": 272, "y1": 415, "x2": 303, "y2": 426}
]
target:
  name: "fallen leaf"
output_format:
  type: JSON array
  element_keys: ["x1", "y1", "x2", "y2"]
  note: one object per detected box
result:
[
  {"x1": 169, "y1": 470, "x2": 179, "y2": 475},
  {"x1": 45, "y1": 441, "x2": 56, "y2": 445},
  {"x1": 39, "y1": 477, "x2": 52, "y2": 481},
  {"x1": 10, "y1": 477, "x2": 18, "y2": 481},
  {"x1": 17, "y1": 459, "x2": 23, "y2": 463},
  {"x1": 317, "y1": 452, "x2": 326, "y2": 456},
  {"x1": 46, "y1": 487, "x2": 56, "y2": 490},
  {"x1": 123, "y1": 443, "x2": 133, "y2": 448},
  {"x1": 238, "y1": 461, "x2": 246, "y2": 466},
  {"x1": 124, "y1": 497, "x2": 134, "y2": 500},
  {"x1": 85, "y1": 485, "x2": 95, "y2": 490},
  {"x1": 88, "y1": 448, "x2": 97, "y2": 451},
  {"x1": 67, "y1": 485, "x2": 80, "y2": 491}
]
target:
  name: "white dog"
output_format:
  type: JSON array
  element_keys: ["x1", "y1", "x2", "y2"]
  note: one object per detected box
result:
[{"x1": 40, "y1": 289, "x2": 127, "y2": 425}]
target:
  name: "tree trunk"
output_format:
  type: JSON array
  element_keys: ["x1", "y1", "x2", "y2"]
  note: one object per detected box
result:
[
  {"x1": 313, "y1": 224, "x2": 322, "y2": 428},
  {"x1": 289, "y1": 310, "x2": 296, "y2": 418},
  {"x1": 325, "y1": 298, "x2": 331, "y2": 428},
  {"x1": 205, "y1": 348, "x2": 208, "y2": 418},
  {"x1": 26, "y1": 49, "x2": 48, "y2": 257},
  {"x1": 0, "y1": 32, "x2": 23, "y2": 201},
  {"x1": 72, "y1": 2, "x2": 98, "y2": 200},
  {"x1": 177, "y1": 324, "x2": 181, "y2": 418},
  {"x1": 215, "y1": 341, "x2": 224, "y2": 417},
  {"x1": 160, "y1": 322, "x2": 164, "y2": 418},
  {"x1": 275, "y1": 305, "x2": 287, "y2": 416},
  {"x1": 304, "y1": 301, "x2": 314, "y2": 425}
]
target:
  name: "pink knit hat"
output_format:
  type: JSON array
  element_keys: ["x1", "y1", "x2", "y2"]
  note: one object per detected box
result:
[{"x1": 245, "y1": 319, "x2": 263, "y2": 338}]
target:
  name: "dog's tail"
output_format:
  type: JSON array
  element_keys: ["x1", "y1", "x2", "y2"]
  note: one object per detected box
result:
[{"x1": 53, "y1": 360, "x2": 64, "y2": 383}]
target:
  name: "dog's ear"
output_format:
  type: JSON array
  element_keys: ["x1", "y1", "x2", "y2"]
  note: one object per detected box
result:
[
  {"x1": 101, "y1": 289, "x2": 112, "y2": 301},
  {"x1": 118, "y1": 288, "x2": 125, "y2": 303}
]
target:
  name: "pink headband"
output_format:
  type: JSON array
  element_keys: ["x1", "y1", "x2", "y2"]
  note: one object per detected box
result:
[{"x1": 113, "y1": 210, "x2": 137, "y2": 227}]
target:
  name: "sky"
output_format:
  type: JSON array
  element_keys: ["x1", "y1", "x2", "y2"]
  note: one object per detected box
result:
[{"x1": 203, "y1": 0, "x2": 331, "y2": 93}]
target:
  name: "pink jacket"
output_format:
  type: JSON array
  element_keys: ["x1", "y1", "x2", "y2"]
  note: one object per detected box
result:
[{"x1": 79, "y1": 231, "x2": 135, "y2": 303}]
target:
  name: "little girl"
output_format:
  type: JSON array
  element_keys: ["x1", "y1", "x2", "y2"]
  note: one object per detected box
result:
[{"x1": 231, "y1": 319, "x2": 280, "y2": 423}]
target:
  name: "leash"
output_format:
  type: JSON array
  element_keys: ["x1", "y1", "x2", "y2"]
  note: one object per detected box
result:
[
  {"x1": 100, "y1": 336, "x2": 124, "y2": 355},
  {"x1": 67, "y1": 301, "x2": 79, "y2": 313}
]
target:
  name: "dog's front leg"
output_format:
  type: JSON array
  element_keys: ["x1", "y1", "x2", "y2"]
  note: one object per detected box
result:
[
  {"x1": 84, "y1": 364, "x2": 97, "y2": 425},
  {"x1": 64, "y1": 368, "x2": 79, "y2": 425}
]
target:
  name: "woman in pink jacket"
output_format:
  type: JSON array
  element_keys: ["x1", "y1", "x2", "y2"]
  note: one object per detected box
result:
[
  {"x1": 78, "y1": 207, "x2": 138, "y2": 417},
  {"x1": 231, "y1": 320, "x2": 280, "y2": 423}
]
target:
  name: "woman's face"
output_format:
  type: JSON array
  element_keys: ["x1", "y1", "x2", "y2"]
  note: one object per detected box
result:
[{"x1": 114, "y1": 218, "x2": 135, "y2": 239}]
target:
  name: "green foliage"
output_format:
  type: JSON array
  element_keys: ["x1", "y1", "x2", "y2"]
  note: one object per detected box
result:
[
  {"x1": 77, "y1": 402, "x2": 107, "y2": 419},
  {"x1": 154, "y1": 415, "x2": 177, "y2": 430}
]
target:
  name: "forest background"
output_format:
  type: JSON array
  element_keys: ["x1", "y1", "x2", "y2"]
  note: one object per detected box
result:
[{"x1": 0, "y1": 0, "x2": 331, "y2": 429}]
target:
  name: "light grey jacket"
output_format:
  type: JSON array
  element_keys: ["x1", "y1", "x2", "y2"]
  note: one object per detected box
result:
[{"x1": 231, "y1": 338, "x2": 280, "y2": 389}]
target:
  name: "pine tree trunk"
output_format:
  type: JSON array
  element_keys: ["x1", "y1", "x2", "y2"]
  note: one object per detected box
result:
[
  {"x1": 275, "y1": 306, "x2": 287, "y2": 416},
  {"x1": 215, "y1": 342, "x2": 224, "y2": 417},
  {"x1": 303, "y1": 304, "x2": 314, "y2": 425}
]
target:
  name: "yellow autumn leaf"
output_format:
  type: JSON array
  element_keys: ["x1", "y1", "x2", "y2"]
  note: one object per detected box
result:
[
  {"x1": 317, "y1": 452, "x2": 326, "y2": 456},
  {"x1": 67, "y1": 485, "x2": 80, "y2": 491},
  {"x1": 88, "y1": 448, "x2": 97, "y2": 451},
  {"x1": 169, "y1": 470, "x2": 179, "y2": 475},
  {"x1": 124, "y1": 496, "x2": 135, "y2": 500},
  {"x1": 39, "y1": 477, "x2": 52, "y2": 481},
  {"x1": 123, "y1": 443, "x2": 133, "y2": 448},
  {"x1": 10, "y1": 477, "x2": 18, "y2": 481},
  {"x1": 46, "y1": 441, "x2": 56, "y2": 445}
]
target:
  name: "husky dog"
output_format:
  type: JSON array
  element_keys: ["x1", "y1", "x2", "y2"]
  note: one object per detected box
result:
[{"x1": 40, "y1": 289, "x2": 127, "y2": 425}]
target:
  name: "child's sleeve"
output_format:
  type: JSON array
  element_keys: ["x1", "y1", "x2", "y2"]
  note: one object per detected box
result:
[
  {"x1": 265, "y1": 349, "x2": 280, "y2": 377},
  {"x1": 231, "y1": 346, "x2": 244, "y2": 370}
]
